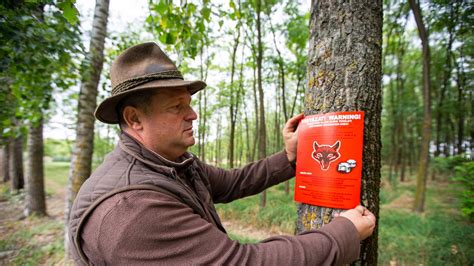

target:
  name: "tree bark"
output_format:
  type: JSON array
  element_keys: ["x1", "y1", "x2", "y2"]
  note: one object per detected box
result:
[
  {"x1": 455, "y1": 32, "x2": 465, "y2": 155},
  {"x1": 9, "y1": 133, "x2": 24, "y2": 192},
  {"x1": 256, "y1": 0, "x2": 267, "y2": 208},
  {"x1": 25, "y1": 118, "x2": 46, "y2": 216},
  {"x1": 2, "y1": 145, "x2": 9, "y2": 182},
  {"x1": 65, "y1": 0, "x2": 109, "y2": 254},
  {"x1": 228, "y1": 28, "x2": 241, "y2": 169},
  {"x1": 295, "y1": 1, "x2": 382, "y2": 264},
  {"x1": 410, "y1": 0, "x2": 432, "y2": 213},
  {"x1": 434, "y1": 2, "x2": 455, "y2": 157}
]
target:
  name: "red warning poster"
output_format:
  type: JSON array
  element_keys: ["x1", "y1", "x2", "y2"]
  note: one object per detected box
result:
[{"x1": 294, "y1": 111, "x2": 364, "y2": 209}]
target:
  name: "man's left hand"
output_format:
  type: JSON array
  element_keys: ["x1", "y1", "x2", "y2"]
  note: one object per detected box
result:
[{"x1": 283, "y1": 113, "x2": 304, "y2": 162}]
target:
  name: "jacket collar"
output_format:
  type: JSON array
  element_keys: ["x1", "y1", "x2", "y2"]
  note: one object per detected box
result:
[{"x1": 119, "y1": 132, "x2": 195, "y2": 175}]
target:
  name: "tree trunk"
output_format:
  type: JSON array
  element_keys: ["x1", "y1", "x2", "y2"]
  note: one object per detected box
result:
[
  {"x1": 395, "y1": 40, "x2": 405, "y2": 182},
  {"x1": 228, "y1": 28, "x2": 241, "y2": 169},
  {"x1": 65, "y1": 0, "x2": 109, "y2": 254},
  {"x1": 25, "y1": 118, "x2": 46, "y2": 216},
  {"x1": 2, "y1": 145, "x2": 9, "y2": 182},
  {"x1": 202, "y1": 89, "x2": 207, "y2": 162},
  {"x1": 9, "y1": 133, "x2": 24, "y2": 192},
  {"x1": 434, "y1": 3, "x2": 455, "y2": 157},
  {"x1": 251, "y1": 59, "x2": 259, "y2": 163},
  {"x1": 197, "y1": 43, "x2": 210, "y2": 162},
  {"x1": 410, "y1": 0, "x2": 432, "y2": 213},
  {"x1": 256, "y1": 0, "x2": 267, "y2": 208},
  {"x1": 455, "y1": 35, "x2": 465, "y2": 155},
  {"x1": 295, "y1": 1, "x2": 382, "y2": 264}
]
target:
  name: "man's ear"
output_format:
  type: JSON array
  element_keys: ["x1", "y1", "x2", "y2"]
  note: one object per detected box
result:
[{"x1": 123, "y1": 106, "x2": 143, "y2": 131}]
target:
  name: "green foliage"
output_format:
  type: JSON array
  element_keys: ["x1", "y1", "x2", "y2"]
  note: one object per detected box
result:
[
  {"x1": 57, "y1": 0, "x2": 80, "y2": 25},
  {"x1": 44, "y1": 138, "x2": 72, "y2": 161},
  {"x1": 92, "y1": 132, "x2": 115, "y2": 164},
  {"x1": 452, "y1": 161, "x2": 474, "y2": 221},
  {"x1": 0, "y1": 1, "x2": 82, "y2": 137},
  {"x1": 431, "y1": 155, "x2": 470, "y2": 177},
  {"x1": 147, "y1": 0, "x2": 212, "y2": 59}
]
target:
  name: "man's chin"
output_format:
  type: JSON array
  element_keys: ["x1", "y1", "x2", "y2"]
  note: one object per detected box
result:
[{"x1": 186, "y1": 138, "x2": 195, "y2": 147}]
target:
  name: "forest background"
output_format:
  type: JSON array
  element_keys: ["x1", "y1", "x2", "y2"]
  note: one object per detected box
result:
[{"x1": 0, "y1": 0, "x2": 472, "y2": 265}]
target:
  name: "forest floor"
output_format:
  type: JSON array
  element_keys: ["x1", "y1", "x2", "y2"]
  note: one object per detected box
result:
[{"x1": 0, "y1": 162, "x2": 473, "y2": 265}]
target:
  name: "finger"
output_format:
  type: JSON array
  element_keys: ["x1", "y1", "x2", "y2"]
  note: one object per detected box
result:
[
  {"x1": 284, "y1": 113, "x2": 304, "y2": 131},
  {"x1": 364, "y1": 210, "x2": 376, "y2": 224},
  {"x1": 355, "y1": 205, "x2": 365, "y2": 215}
]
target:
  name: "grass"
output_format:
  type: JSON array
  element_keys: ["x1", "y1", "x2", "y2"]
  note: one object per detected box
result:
[
  {"x1": 1, "y1": 162, "x2": 473, "y2": 265},
  {"x1": 228, "y1": 233, "x2": 258, "y2": 244},
  {"x1": 217, "y1": 175, "x2": 474, "y2": 265},
  {"x1": 0, "y1": 161, "x2": 70, "y2": 265},
  {"x1": 216, "y1": 181, "x2": 298, "y2": 234},
  {"x1": 378, "y1": 180, "x2": 473, "y2": 265}
]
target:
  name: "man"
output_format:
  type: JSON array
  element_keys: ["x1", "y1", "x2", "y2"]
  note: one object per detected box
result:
[{"x1": 68, "y1": 42, "x2": 375, "y2": 265}]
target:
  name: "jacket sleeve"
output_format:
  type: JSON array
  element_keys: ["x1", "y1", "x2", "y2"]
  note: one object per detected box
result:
[
  {"x1": 199, "y1": 150, "x2": 296, "y2": 203},
  {"x1": 82, "y1": 190, "x2": 360, "y2": 265}
]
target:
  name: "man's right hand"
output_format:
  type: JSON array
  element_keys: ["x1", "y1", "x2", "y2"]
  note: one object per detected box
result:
[{"x1": 339, "y1": 205, "x2": 376, "y2": 240}]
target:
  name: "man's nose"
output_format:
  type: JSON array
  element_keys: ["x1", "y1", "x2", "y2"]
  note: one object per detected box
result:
[{"x1": 185, "y1": 106, "x2": 198, "y2": 121}]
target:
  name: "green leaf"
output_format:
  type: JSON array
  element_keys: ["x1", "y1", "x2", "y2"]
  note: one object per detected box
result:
[
  {"x1": 58, "y1": 1, "x2": 79, "y2": 25},
  {"x1": 201, "y1": 7, "x2": 211, "y2": 21},
  {"x1": 165, "y1": 32, "x2": 176, "y2": 44},
  {"x1": 155, "y1": 1, "x2": 168, "y2": 14}
]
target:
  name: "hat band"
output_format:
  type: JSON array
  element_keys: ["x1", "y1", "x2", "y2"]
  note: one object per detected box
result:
[{"x1": 112, "y1": 70, "x2": 184, "y2": 95}]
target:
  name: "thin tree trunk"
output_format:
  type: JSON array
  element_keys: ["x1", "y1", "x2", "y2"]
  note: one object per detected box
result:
[
  {"x1": 243, "y1": 99, "x2": 251, "y2": 163},
  {"x1": 455, "y1": 34, "x2": 465, "y2": 155},
  {"x1": 434, "y1": 4, "x2": 455, "y2": 157},
  {"x1": 256, "y1": 0, "x2": 267, "y2": 208},
  {"x1": 2, "y1": 144, "x2": 9, "y2": 182},
  {"x1": 410, "y1": 0, "x2": 432, "y2": 213},
  {"x1": 65, "y1": 0, "x2": 109, "y2": 254},
  {"x1": 295, "y1": 1, "x2": 382, "y2": 264},
  {"x1": 25, "y1": 118, "x2": 46, "y2": 216},
  {"x1": 202, "y1": 89, "x2": 207, "y2": 162},
  {"x1": 251, "y1": 55, "x2": 259, "y2": 163},
  {"x1": 290, "y1": 76, "x2": 302, "y2": 118},
  {"x1": 228, "y1": 28, "x2": 241, "y2": 169},
  {"x1": 268, "y1": 15, "x2": 288, "y2": 122},
  {"x1": 9, "y1": 133, "x2": 24, "y2": 193},
  {"x1": 395, "y1": 40, "x2": 405, "y2": 182}
]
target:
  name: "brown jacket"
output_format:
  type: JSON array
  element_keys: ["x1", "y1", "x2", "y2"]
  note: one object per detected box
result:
[{"x1": 68, "y1": 133, "x2": 360, "y2": 265}]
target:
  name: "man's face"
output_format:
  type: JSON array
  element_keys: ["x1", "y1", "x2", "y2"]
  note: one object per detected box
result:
[{"x1": 140, "y1": 87, "x2": 198, "y2": 160}]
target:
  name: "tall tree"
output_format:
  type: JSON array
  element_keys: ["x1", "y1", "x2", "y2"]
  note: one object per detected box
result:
[
  {"x1": 1, "y1": 2, "x2": 79, "y2": 202},
  {"x1": 228, "y1": 7, "x2": 242, "y2": 168},
  {"x1": 295, "y1": 1, "x2": 382, "y2": 264},
  {"x1": 409, "y1": 0, "x2": 431, "y2": 213},
  {"x1": 255, "y1": 0, "x2": 267, "y2": 208},
  {"x1": 65, "y1": 0, "x2": 110, "y2": 251}
]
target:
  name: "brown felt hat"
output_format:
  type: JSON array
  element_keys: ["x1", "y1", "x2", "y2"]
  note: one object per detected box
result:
[{"x1": 94, "y1": 42, "x2": 206, "y2": 124}]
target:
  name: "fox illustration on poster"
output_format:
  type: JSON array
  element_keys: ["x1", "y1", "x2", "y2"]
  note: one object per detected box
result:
[{"x1": 294, "y1": 111, "x2": 364, "y2": 209}]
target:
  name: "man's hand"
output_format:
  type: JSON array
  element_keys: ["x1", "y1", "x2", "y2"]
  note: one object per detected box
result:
[
  {"x1": 338, "y1": 205, "x2": 376, "y2": 240},
  {"x1": 283, "y1": 113, "x2": 304, "y2": 162}
]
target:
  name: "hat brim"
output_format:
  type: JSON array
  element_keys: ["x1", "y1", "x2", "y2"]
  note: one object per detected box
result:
[{"x1": 95, "y1": 78, "x2": 206, "y2": 124}]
